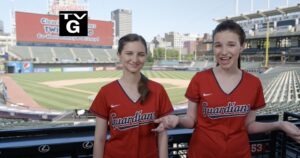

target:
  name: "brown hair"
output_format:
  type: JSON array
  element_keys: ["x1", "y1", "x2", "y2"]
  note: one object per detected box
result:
[{"x1": 138, "y1": 73, "x2": 149, "y2": 104}]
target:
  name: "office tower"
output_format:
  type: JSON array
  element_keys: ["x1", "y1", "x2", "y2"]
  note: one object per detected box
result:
[
  {"x1": 111, "y1": 9, "x2": 132, "y2": 39},
  {"x1": 0, "y1": 20, "x2": 3, "y2": 34}
]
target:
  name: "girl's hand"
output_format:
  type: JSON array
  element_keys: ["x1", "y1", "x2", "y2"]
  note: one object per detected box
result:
[
  {"x1": 280, "y1": 121, "x2": 300, "y2": 143},
  {"x1": 152, "y1": 115, "x2": 179, "y2": 132}
]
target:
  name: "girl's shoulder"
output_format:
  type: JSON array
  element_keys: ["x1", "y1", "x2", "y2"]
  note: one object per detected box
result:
[
  {"x1": 100, "y1": 80, "x2": 119, "y2": 91},
  {"x1": 147, "y1": 79, "x2": 164, "y2": 90},
  {"x1": 242, "y1": 70, "x2": 261, "y2": 82},
  {"x1": 193, "y1": 68, "x2": 214, "y2": 79}
]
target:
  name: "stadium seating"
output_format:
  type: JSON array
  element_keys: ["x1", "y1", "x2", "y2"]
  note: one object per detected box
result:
[
  {"x1": 71, "y1": 48, "x2": 94, "y2": 63},
  {"x1": 31, "y1": 46, "x2": 55, "y2": 63},
  {"x1": 264, "y1": 70, "x2": 300, "y2": 104},
  {"x1": 241, "y1": 61, "x2": 262, "y2": 70},
  {"x1": 8, "y1": 46, "x2": 32, "y2": 60},
  {"x1": 89, "y1": 48, "x2": 111, "y2": 62},
  {"x1": 7, "y1": 46, "x2": 119, "y2": 64},
  {"x1": 105, "y1": 49, "x2": 119, "y2": 62},
  {"x1": 52, "y1": 47, "x2": 76, "y2": 62}
]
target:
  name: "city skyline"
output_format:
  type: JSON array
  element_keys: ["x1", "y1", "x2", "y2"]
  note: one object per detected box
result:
[{"x1": 0, "y1": 0, "x2": 299, "y2": 41}]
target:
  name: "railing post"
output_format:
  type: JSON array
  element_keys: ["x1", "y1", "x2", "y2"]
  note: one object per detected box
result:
[{"x1": 270, "y1": 131, "x2": 277, "y2": 158}]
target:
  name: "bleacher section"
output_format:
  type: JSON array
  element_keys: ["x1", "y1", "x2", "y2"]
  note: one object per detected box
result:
[
  {"x1": 241, "y1": 61, "x2": 262, "y2": 70},
  {"x1": 105, "y1": 49, "x2": 118, "y2": 62},
  {"x1": 8, "y1": 46, "x2": 32, "y2": 60},
  {"x1": 71, "y1": 48, "x2": 93, "y2": 62},
  {"x1": 152, "y1": 60, "x2": 193, "y2": 70},
  {"x1": 191, "y1": 60, "x2": 214, "y2": 70},
  {"x1": 52, "y1": 47, "x2": 75, "y2": 62},
  {"x1": 89, "y1": 48, "x2": 111, "y2": 62},
  {"x1": 152, "y1": 60, "x2": 262, "y2": 71},
  {"x1": 0, "y1": 105, "x2": 62, "y2": 122},
  {"x1": 0, "y1": 118, "x2": 53, "y2": 130},
  {"x1": 254, "y1": 67, "x2": 300, "y2": 117},
  {"x1": 243, "y1": 48, "x2": 263, "y2": 55},
  {"x1": 31, "y1": 46, "x2": 54, "y2": 63},
  {"x1": 7, "y1": 46, "x2": 118, "y2": 64},
  {"x1": 264, "y1": 70, "x2": 300, "y2": 103},
  {"x1": 159, "y1": 60, "x2": 179, "y2": 66}
]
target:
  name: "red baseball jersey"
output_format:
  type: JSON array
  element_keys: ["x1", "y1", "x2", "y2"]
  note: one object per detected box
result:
[
  {"x1": 89, "y1": 80, "x2": 173, "y2": 158},
  {"x1": 185, "y1": 68, "x2": 265, "y2": 158}
]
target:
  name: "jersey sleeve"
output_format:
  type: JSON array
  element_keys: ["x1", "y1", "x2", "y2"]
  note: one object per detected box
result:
[
  {"x1": 89, "y1": 88, "x2": 110, "y2": 120},
  {"x1": 251, "y1": 80, "x2": 266, "y2": 110},
  {"x1": 185, "y1": 73, "x2": 200, "y2": 103},
  {"x1": 157, "y1": 86, "x2": 174, "y2": 118}
]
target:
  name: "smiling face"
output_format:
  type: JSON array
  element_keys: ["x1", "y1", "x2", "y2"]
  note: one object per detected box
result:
[
  {"x1": 213, "y1": 30, "x2": 244, "y2": 71},
  {"x1": 118, "y1": 41, "x2": 147, "y2": 74}
]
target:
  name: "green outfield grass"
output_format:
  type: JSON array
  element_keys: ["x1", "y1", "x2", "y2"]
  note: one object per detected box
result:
[{"x1": 10, "y1": 70, "x2": 195, "y2": 111}]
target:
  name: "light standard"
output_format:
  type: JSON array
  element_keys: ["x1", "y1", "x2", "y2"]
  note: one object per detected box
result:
[
  {"x1": 235, "y1": 0, "x2": 239, "y2": 15},
  {"x1": 265, "y1": 19, "x2": 270, "y2": 68},
  {"x1": 179, "y1": 47, "x2": 182, "y2": 61}
]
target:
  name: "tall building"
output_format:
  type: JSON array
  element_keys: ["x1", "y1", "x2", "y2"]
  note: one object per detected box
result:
[
  {"x1": 165, "y1": 32, "x2": 199, "y2": 48},
  {"x1": 111, "y1": 9, "x2": 132, "y2": 39},
  {"x1": 48, "y1": 0, "x2": 88, "y2": 15},
  {"x1": 0, "y1": 20, "x2": 3, "y2": 34}
]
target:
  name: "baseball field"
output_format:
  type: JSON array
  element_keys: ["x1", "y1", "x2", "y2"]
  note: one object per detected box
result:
[{"x1": 9, "y1": 70, "x2": 196, "y2": 111}]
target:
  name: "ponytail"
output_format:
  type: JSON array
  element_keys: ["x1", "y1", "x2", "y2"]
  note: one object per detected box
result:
[
  {"x1": 138, "y1": 73, "x2": 149, "y2": 104},
  {"x1": 238, "y1": 55, "x2": 241, "y2": 69}
]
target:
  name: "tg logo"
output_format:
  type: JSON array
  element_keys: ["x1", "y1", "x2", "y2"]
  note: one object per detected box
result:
[{"x1": 59, "y1": 11, "x2": 88, "y2": 36}]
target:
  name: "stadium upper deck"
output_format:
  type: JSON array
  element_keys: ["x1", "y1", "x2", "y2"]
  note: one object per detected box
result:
[
  {"x1": 214, "y1": 4, "x2": 300, "y2": 62},
  {"x1": 7, "y1": 46, "x2": 118, "y2": 64}
]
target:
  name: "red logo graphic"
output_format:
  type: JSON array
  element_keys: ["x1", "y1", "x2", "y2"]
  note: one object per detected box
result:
[{"x1": 23, "y1": 62, "x2": 30, "y2": 69}]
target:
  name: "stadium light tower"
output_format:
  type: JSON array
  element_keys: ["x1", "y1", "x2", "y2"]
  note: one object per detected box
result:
[
  {"x1": 10, "y1": 0, "x2": 16, "y2": 46},
  {"x1": 251, "y1": 0, "x2": 254, "y2": 12},
  {"x1": 179, "y1": 48, "x2": 182, "y2": 61},
  {"x1": 235, "y1": 0, "x2": 239, "y2": 15},
  {"x1": 164, "y1": 47, "x2": 167, "y2": 61}
]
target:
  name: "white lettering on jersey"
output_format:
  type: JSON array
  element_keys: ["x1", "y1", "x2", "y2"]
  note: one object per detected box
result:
[
  {"x1": 110, "y1": 110, "x2": 156, "y2": 131},
  {"x1": 202, "y1": 102, "x2": 250, "y2": 119}
]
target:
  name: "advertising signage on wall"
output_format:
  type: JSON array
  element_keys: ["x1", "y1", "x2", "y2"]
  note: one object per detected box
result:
[{"x1": 15, "y1": 11, "x2": 113, "y2": 47}]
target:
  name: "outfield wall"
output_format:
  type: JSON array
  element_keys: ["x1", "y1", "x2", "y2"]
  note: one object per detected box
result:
[
  {"x1": 6, "y1": 62, "x2": 117, "y2": 73},
  {"x1": 6, "y1": 61, "x2": 33, "y2": 73}
]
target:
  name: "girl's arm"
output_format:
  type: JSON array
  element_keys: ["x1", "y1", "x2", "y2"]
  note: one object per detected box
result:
[
  {"x1": 153, "y1": 100, "x2": 198, "y2": 131},
  {"x1": 157, "y1": 131, "x2": 168, "y2": 158},
  {"x1": 178, "y1": 100, "x2": 198, "y2": 128},
  {"x1": 246, "y1": 110, "x2": 300, "y2": 143},
  {"x1": 93, "y1": 117, "x2": 108, "y2": 158}
]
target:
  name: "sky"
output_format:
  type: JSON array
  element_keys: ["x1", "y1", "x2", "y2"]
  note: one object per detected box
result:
[{"x1": 0, "y1": 0, "x2": 299, "y2": 42}]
